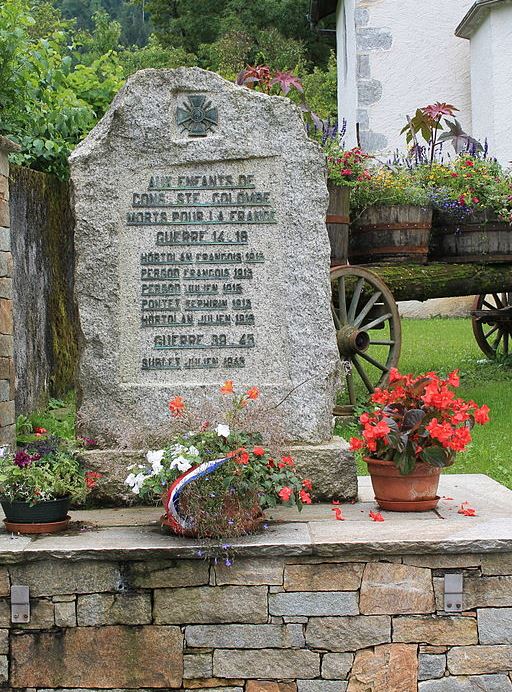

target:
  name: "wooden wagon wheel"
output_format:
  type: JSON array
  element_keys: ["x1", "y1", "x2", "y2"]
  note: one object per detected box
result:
[
  {"x1": 330, "y1": 266, "x2": 401, "y2": 414},
  {"x1": 472, "y1": 292, "x2": 512, "y2": 358}
]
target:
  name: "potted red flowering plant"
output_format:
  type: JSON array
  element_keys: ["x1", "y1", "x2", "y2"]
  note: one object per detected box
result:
[
  {"x1": 350, "y1": 368, "x2": 490, "y2": 511},
  {"x1": 125, "y1": 382, "x2": 313, "y2": 538}
]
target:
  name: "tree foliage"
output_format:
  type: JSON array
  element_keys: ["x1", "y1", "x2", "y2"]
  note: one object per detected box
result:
[
  {"x1": 0, "y1": 0, "x2": 124, "y2": 177},
  {"x1": 1, "y1": 0, "x2": 339, "y2": 177}
]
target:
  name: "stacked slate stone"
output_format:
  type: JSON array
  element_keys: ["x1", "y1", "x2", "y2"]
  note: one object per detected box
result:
[{"x1": 4, "y1": 553, "x2": 512, "y2": 690}]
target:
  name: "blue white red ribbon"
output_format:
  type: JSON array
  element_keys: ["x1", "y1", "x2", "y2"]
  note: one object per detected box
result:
[{"x1": 164, "y1": 456, "x2": 230, "y2": 534}]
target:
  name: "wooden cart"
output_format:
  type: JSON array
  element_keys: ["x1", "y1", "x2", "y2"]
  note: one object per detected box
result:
[{"x1": 330, "y1": 261, "x2": 512, "y2": 414}]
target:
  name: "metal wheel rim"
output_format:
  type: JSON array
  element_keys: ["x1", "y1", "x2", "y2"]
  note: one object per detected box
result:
[{"x1": 330, "y1": 266, "x2": 401, "y2": 413}]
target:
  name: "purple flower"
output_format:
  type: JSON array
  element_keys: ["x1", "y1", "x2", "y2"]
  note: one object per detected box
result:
[
  {"x1": 80, "y1": 437, "x2": 97, "y2": 449},
  {"x1": 14, "y1": 451, "x2": 32, "y2": 468}
]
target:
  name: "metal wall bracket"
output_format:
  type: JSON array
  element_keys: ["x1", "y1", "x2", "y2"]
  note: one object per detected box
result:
[
  {"x1": 11, "y1": 585, "x2": 30, "y2": 623},
  {"x1": 444, "y1": 573, "x2": 463, "y2": 612}
]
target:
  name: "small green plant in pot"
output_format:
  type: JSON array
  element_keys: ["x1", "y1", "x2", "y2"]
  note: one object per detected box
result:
[
  {"x1": 0, "y1": 436, "x2": 101, "y2": 533},
  {"x1": 350, "y1": 369, "x2": 490, "y2": 512}
]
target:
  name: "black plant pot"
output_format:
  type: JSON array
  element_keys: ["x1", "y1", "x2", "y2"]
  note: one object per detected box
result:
[{"x1": 0, "y1": 497, "x2": 70, "y2": 524}]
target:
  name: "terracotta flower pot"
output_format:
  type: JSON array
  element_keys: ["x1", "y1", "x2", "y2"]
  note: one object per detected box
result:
[{"x1": 365, "y1": 458, "x2": 441, "y2": 512}]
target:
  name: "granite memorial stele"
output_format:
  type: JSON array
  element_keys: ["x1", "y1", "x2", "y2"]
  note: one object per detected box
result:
[{"x1": 70, "y1": 67, "x2": 356, "y2": 500}]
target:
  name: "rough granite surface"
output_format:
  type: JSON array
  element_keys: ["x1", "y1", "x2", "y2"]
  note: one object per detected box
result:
[
  {"x1": 70, "y1": 67, "x2": 340, "y2": 446},
  {"x1": 82, "y1": 437, "x2": 357, "y2": 504}
]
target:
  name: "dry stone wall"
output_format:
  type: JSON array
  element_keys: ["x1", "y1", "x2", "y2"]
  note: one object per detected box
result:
[{"x1": 3, "y1": 552, "x2": 512, "y2": 690}]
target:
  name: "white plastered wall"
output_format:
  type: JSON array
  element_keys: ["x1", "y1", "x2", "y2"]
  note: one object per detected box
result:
[
  {"x1": 469, "y1": 3, "x2": 512, "y2": 164},
  {"x1": 357, "y1": 0, "x2": 474, "y2": 154},
  {"x1": 336, "y1": 0, "x2": 358, "y2": 147}
]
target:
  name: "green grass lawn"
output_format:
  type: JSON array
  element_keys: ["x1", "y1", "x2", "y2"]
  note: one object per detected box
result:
[{"x1": 337, "y1": 317, "x2": 512, "y2": 488}]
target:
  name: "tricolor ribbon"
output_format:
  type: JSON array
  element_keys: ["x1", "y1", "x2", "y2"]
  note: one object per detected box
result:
[{"x1": 163, "y1": 456, "x2": 230, "y2": 535}]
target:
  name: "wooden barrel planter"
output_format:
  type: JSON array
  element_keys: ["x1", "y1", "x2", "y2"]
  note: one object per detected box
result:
[
  {"x1": 431, "y1": 209, "x2": 512, "y2": 263},
  {"x1": 327, "y1": 182, "x2": 350, "y2": 266},
  {"x1": 349, "y1": 205, "x2": 432, "y2": 264}
]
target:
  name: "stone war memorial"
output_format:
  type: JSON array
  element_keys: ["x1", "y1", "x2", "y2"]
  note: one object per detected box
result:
[
  {"x1": 4, "y1": 66, "x2": 512, "y2": 692},
  {"x1": 71, "y1": 66, "x2": 355, "y2": 499}
]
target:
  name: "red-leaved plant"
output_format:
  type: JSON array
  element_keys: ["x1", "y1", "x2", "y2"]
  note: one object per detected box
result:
[{"x1": 350, "y1": 369, "x2": 490, "y2": 475}]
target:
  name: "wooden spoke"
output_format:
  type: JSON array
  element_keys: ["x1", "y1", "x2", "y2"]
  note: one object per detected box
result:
[
  {"x1": 361, "y1": 312, "x2": 393, "y2": 331},
  {"x1": 357, "y1": 350, "x2": 389, "y2": 373},
  {"x1": 353, "y1": 291, "x2": 382, "y2": 328},
  {"x1": 348, "y1": 278, "x2": 365, "y2": 323},
  {"x1": 484, "y1": 324, "x2": 499, "y2": 339},
  {"x1": 492, "y1": 330, "x2": 504, "y2": 352},
  {"x1": 331, "y1": 305, "x2": 342, "y2": 329},
  {"x1": 346, "y1": 370, "x2": 356, "y2": 405},
  {"x1": 352, "y1": 355, "x2": 375, "y2": 393},
  {"x1": 472, "y1": 293, "x2": 512, "y2": 359},
  {"x1": 492, "y1": 293, "x2": 504, "y2": 309},
  {"x1": 330, "y1": 266, "x2": 401, "y2": 414},
  {"x1": 337, "y1": 276, "x2": 347, "y2": 324}
]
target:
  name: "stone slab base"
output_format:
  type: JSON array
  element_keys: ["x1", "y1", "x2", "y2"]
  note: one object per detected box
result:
[{"x1": 81, "y1": 437, "x2": 357, "y2": 506}]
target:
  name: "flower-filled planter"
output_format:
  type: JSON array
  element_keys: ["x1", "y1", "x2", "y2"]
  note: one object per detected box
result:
[
  {"x1": 431, "y1": 208, "x2": 512, "y2": 263},
  {"x1": 324, "y1": 146, "x2": 369, "y2": 266},
  {"x1": 425, "y1": 156, "x2": 512, "y2": 262},
  {"x1": 0, "y1": 438, "x2": 101, "y2": 534},
  {"x1": 349, "y1": 167, "x2": 432, "y2": 264},
  {"x1": 350, "y1": 369, "x2": 490, "y2": 512},
  {"x1": 351, "y1": 204, "x2": 433, "y2": 264},
  {"x1": 125, "y1": 382, "x2": 313, "y2": 539}
]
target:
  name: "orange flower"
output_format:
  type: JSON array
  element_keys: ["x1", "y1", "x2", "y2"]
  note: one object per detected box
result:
[
  {"x1": 220, "y1": 380, "x2": 234, "y2": 394},
  {"x1": 278, "y1": 486, "x2": 293, "y2": 502},
  {"x1": 299, "y1": 489, "x2": 312, "y2": 504},
  {"x1": 332, "y1": 507, "x2": 345, "y2": 520},
  {"x1": 349, "y1": 437, "x2": 364, "y2": 451},
  {"x1": 246, "y1": 386, "x2": 260, "y2": 400},
  {"x1": 236, "y1": 451, "x2": 250, "y2": 465},
  {"x1": 474, "y1": 404, "x2": 490, "y2": 425},
  {"x1": 278, "y1": 455, "x2": 295, "y2": 469},
  {"x1": 253, "y1": 446, "x2": 265, "y2": 457},
  {"x1": 169, "y1": 396, "x2": 185, "y2": 417},
  {"x1": 458, "y1": 502, "x2": 477, "y2": 517},
  {"x1": 85, "y1": 471, "x2": 103, "y2": 489}
]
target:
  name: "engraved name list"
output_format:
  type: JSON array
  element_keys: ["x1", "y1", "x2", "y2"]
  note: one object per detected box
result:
[{"x1": 127, "y1": 170, "x2": 277, "y2": 375}]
